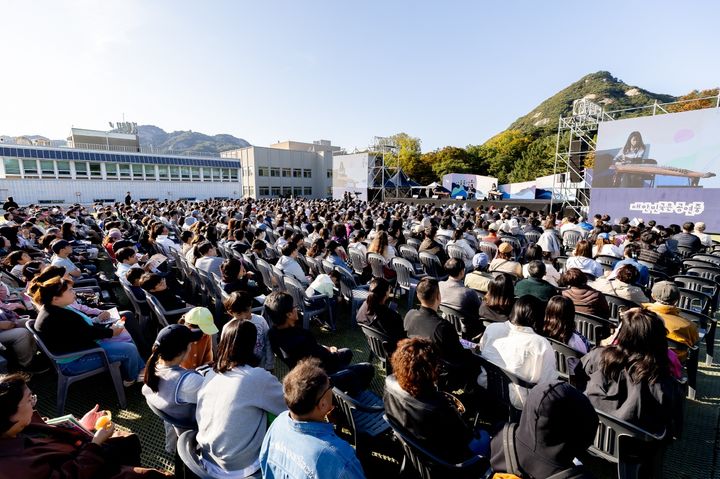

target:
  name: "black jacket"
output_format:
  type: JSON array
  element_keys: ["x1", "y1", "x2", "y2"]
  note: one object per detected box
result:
[
  {"x1": 35, "y1": 305, "x2": 112, "y2": 355},
  {"x1": 404, "y1": 306, "x2": 466, "y2": 365}
]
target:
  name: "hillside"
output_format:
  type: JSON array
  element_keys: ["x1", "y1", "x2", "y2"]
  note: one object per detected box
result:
[
  {"x1": 135, "y1": 125, "x2": 251, "y2": 154},
  {"x1": 508, "y1": 71, "x2": 677, "y2": 135}
]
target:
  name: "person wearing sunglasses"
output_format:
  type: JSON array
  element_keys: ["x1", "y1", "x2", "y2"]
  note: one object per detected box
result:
[{"x1": 0, "y1": 372, "x2": 169, "y2": 478}]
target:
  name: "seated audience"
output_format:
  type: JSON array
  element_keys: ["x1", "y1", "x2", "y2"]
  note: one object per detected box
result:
[
  {"x1": 224, "y1": 291, "x2": 273, "y2": 371},
  {"x1": 193, "y1": 241, "x2": 223, "y2": 278},
  {"x1": 197, "y1": 320, "x2": 287, "y2": 478},
  {"x1": 178, "y1": 307, "x2": 217, "y2": 370},
  {"x1": 384, "y1": 337, "x2": 490, "y2": 465},
  {"x1": 592, "y1": 232, "x2": 622, "y2": 258},
  {"x1": 266, "y1": 291, "x2": 373, "y2": 394},
  {"x1": 276, "y1": 242, "x2": 310, "y2": 286},
  {"x1": 609, "y1": 243, "x2": 649, "y2": 287},
  {"x1": 478, "y1": 273, "x2": 514, "y2": 323},
  {"x1": 565, "y1": 240, "x2": 604, "y2": 279},
  {"x1": 139, "y1": 273, "x2": 188, "y2": 324},
  {"x1": 521, "y1": 243, "x2": 561, "y2": 286},
  {"x1": 672, "y1": 221, "x2": 702, "y2": 254},
  {"x1": 590, "y1": 264, "x2": 649, "y2": 304},
  {"x1": 490, "y1": 380, "x2": 598, "y2": 479},
  {"x1": 542, "y1": 296, "x2": 589, "y2": 353},
  {"x1": 514, "y1": 260, "x2": 557, "y2": 303},
  {"x1": 488, "y1": 242, "x2": 522, "y2": 278},
  {"x1": 463, "y1": 252, "x2": 491, "y2": 292},
  {"x1": 418, "y1": 226, "x2": 448, "y2": 266},
  {"x1": 579, "y1": 307, "x2": 683, "y2": 436},
  {"x1": 559, "y1": 268, "x2": 610, "y2": 319},
  {"x1": 478, "y1": 296, "x2": 556, "y2": 408},
  {"x1": 439, "y1": 258, "x2": 483, "y2": 339},
  {"x1": 259, "y1": 359, "x2": 365, "y2": 479},
  {"x1": 356, "y1": 277, "x2": 406, "y2": 350},
  {"x1": 643, "y1": 281, "x2": 700, "y2": 357},
  {"x1": 0, "y1": 372, "x2": 169, "y2": 478}
]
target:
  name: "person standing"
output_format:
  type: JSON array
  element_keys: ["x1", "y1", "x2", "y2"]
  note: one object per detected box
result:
[{"x1": 124, "y1": 192, "x2": 132, "y2": 206}]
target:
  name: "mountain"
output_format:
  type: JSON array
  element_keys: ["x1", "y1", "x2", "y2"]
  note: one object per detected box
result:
[
  {"x1": 507, "y1": 71, "x2": 677, "y2": 135},
  {"x1": 135, "y1": 125, "x2": 251, "y2": 154}
]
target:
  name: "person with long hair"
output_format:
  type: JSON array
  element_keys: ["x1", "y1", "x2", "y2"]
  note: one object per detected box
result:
[
  {"x1": 542, "y1": 296, "x2": 588, "y2": 353},
  {"x1": 613, "y1": 131, "x2": 646, "y2": 165},
  {"x1": 0, "y1": 372, "x2": 170, "y2": 478},
  {"x1": 196, "y1": 320, "x2": 287, "y2": 478},
  {"x1": 324, "y1": 239, "x2": 352, "y2": 273},
  {"x1": 384, "y1": 338, "x2": 490, "y2": 464},
  {"x1": 592, "y1": 232, "x2": 621, "y2": 258},
  {"x1": 141, "y1": 324, "x2": 204, "y2": 451},
  {"x1": 565, "y1": 240, "x2": 604, "y2": 279},
  {"x1": 479, "y1": 296, "x2": 556, "y2": 408},
  {"x1": 224, "y1": 291, "x2": 273, "y2": 371},
  {"x1": 579, "y1": 307, "x2": 683, "y2": 436},
  {"x1": 478, "y1": 273, "x2": 514, "y2": 323},
  {"x1": 356, "y1": 278, "x2": 406, "y2": 349},
  {"x1": 368, "y1": 230, "x2": 396, "y2": 261}
]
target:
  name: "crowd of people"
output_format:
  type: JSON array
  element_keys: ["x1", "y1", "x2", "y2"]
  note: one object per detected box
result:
[{"x1": 0, "y1": 195, "x2": 714, "y2": 478}]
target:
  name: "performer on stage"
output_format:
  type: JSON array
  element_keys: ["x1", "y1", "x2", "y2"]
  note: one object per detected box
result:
[
  {"x1": 612, "y1": 131, "x2": 656, "y2": 187},
  {"x1": 487, "y1": 183, "x2": 502, "y2": 201}
]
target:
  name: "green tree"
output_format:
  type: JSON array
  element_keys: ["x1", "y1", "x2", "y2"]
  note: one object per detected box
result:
[
  {"x1": 509, "y1": 135, "x2": 556, "y2": 182},
  {"x1": 383, "y1": 132, "x2": 434, "y2": 184},
  {"x1": 478, "y1": 130, "x2": 533, "y2": 183},
  {"x1": 426, "y1": 146, "x2": 472, "y2": 179}
]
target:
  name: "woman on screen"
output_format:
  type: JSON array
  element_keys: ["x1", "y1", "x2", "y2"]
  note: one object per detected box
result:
[{"x1": 613, "y1": 131, "x2": 646, "y2": 165}]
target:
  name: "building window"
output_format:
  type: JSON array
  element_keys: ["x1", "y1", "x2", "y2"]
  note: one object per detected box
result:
[
  {"x1": 258, "y1": 167, "x2": 268, "y2": 177},
  {"x1": 249, "y1": 186, "x2": 254, "y2": 196},
  {"x1": 271, "y1": 186, "x2": 281, "y2": 197},
  {"x1": 190, "y1": 167, "x2": 200, "y2": 181},
  {"x1": 132, "y1": 164, "x2": 143, "y2": 180},
  {"x1": 22, "y1": 159, "x2": 38, "y2": 176},
  {"x1": 259, "y1": 187, "x2": 270, "y2": 196},
  {"x1": 3, "y1": 158, "x2": 21, "y2": 176},
  {"x1": 119, "y1": 164, "x2": 131, "y2": 180},
  {"x1": 105, "y1": 163, "x2": 118, "y2": 179},
  {"x1": 303, "y1": 187, "x2": 312, "y2": 196},
  {"x1": 242, "y1": 186, "x2": 249, "y2": 196},
  {"x1": 293, "y1": 187, "x2": 302, "y2": 197},
  {"x1": 40, "y1": 160, "x2": 55, "y2": 177},
  {"x1": 270, "y1": 168, "x2": 280, "y2": 177},
  {"x1": 74, "y1": 162, "x2": 89, "y2": 179},
  {"x1": 282, "y1": 186, "x2": 292, "y2": 197},
  {"x1": 89, "y1": 163, "x2": 102, "y2": 179},
  {"x1": 293, "y1": 168, "x2": 301, "y2": 178},
  {"x1": 57, "y1": 161, "x2": 71, "y2": 177},
  {"x1": 282, "y1": 168, "x2": 291, "y2": 177},
  {"x1": 229, "y1": 169, "x2": 238, "y2": 180},
  {"x1": 169, "y1": 166, "x2": 180, "y2": 181},
  {"x1": 180, "y1": 167, "x2": 190, "y2": 181},
  {"x1": 326, "y1": 169, "x2": 332, "y2": 179},
  {"x1": 158, "y1": 166, "x2": 169, "y2": 180},
  {"x1": 303, "y1": 169, "x2": 312, "y2": 178}
]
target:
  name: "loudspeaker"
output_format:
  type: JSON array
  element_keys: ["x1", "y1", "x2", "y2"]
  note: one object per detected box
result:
[{"x1": 568, "y1": 140, "x2": 587, "y2": 182}]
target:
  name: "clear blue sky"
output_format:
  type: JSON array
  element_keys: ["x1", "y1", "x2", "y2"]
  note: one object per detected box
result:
[{"x1": 1, "y1": 0, "x2": 718, "y2": 151}]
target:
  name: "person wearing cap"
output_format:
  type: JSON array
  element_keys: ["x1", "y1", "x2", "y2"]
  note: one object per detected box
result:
[
  {"x1": 49, "y1": 239, "x2": 82, "y2": 278},
  {"x1": 488, "y1": 242, "x2": 522, "y2": 279},
  {"x1": 179, "y1": 307, "x2": 217, "y2": 370},
  {"x1": 197, "y1": 320, "x2": 287, "y2": 478},
  {"x1": 142, "y1": 324, "x2": 205, "y2": 451},
  {"x1": 223, "y1": 292, "x2": 273, "y2": 370},
  {"x1": 490, "y1": 380, "x2": 598, "y2": 478},
  {"x1": 464, "y1": 252, "x2": 494, "y2": 293},
  {"x1": 643, "y1": 281, "x2": 699, "y2": 357},
  {"x1": 480, "y1": 223, "x2": 501, "y2": 245}
]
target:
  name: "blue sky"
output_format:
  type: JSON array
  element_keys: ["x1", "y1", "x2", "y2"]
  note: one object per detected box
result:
[{"x1": 1, "y1": 0, "x2": 718, "y2": 151}]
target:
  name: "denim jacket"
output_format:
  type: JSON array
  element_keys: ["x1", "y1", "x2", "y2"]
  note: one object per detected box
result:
[{"x1": 260, "y1": 411, "x2": 365, "y2": 479}]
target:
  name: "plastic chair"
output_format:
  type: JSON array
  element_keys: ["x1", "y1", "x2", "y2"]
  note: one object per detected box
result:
[
  {"x1": 555, "y1": 256, "x2": 569, "y2": 274},
  {"x1": 255, "y1": 258, "x2": 277, "y2": 292},
  {"x1": 446, "y1": 244, "x2": 467, "y2": 261},
  {"x1": 25, "y1": 320, "x2": 127, "y2": 415},
  {"x1": 547, "y1": 338, "x2": 584, "y2": 382},
  {"x1": 524, "y1": 231, "x2": 541, "y2": 244},
  {"x1": 304, "y1": 256, "x2": 324, "y2": 277},
  {"x1": 562, "y1": 230, "x2": 583, "y2": 254},
  {"x1": 686, "y1": 266, "x2": 720, "y2": 284},
  {"x1": 367, "y1": 253, "x2": 393, "y2": 282},
  {"x1": 283, "y1": 276, "x2": 333, "y2": 330},
  {"x1": 595, "y1": 255, "x2": 620, "y2": 272},
  {"x1": 438, "y1": 304, "x2": 467, "y2": 339},
  {"x1": 358, "y1": 323, "x2": 393, "y2": 375},
  {"x1": 145, "y1": 293, "x2": 193, "y2": 328},
  {"x1": 392, "y1": 257, "x2": 425, "y2": 309},
  {"x1": 332, "y1": 388, "x2": 390, "y2": 453},
  {"x1": 677, "y1": 287, "x2": 712, "y2": 316},
  {"x1": 574, "y1": 312, "x2": 613, "y2": 347},
  {"x1": 588, "y1": 409, "x2": 666, "y2": 479},
  {"x1": 348, "y1": 249, "x2": 368, "y2": 276},
  {"x1": 399, "y1": 244, "x2": 425, "y2": 275},
  {"x1": 177, "y1": 430, "x2": 219, "y2": 479},
  {"x1": 692, "y1": 254, "x2": 720, "y2": 267},
  {"x1": 667, "y1": 337, "x2": 699, "y2": 399},
  {"x1": 673, "y1": 275, "x2": 718, "y2": 313},
  {"x1": 334, "y1": 266, "x2": 369, "y2": 326},
  {"x1": 477, "y1": 242, "x2": 498, "y2": 259},
  {"x1": 384, "y1": 414, "x2": 489, "y2": 479},
  {"x1": 603, "y1": 294, "x2": 640, "y2": 322},
  {"x1": 677, "y1": 307, "x2": 717, "y2": 365},
  {"x1": 419, "y1": 252, "x2": 448, "y2": 281},
  {"x1": 476, "y1": 354, "x2": 536, "y2": 422}
]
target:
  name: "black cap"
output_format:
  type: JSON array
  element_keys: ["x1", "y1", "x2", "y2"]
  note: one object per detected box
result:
[{"x1": 154, "y1": 324, "x2": 203, "y2": 351}]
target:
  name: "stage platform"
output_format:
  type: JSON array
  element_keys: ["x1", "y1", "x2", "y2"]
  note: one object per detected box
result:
[{"x1": 387, "y1": 197, "x2": 557, "y2": 212}]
